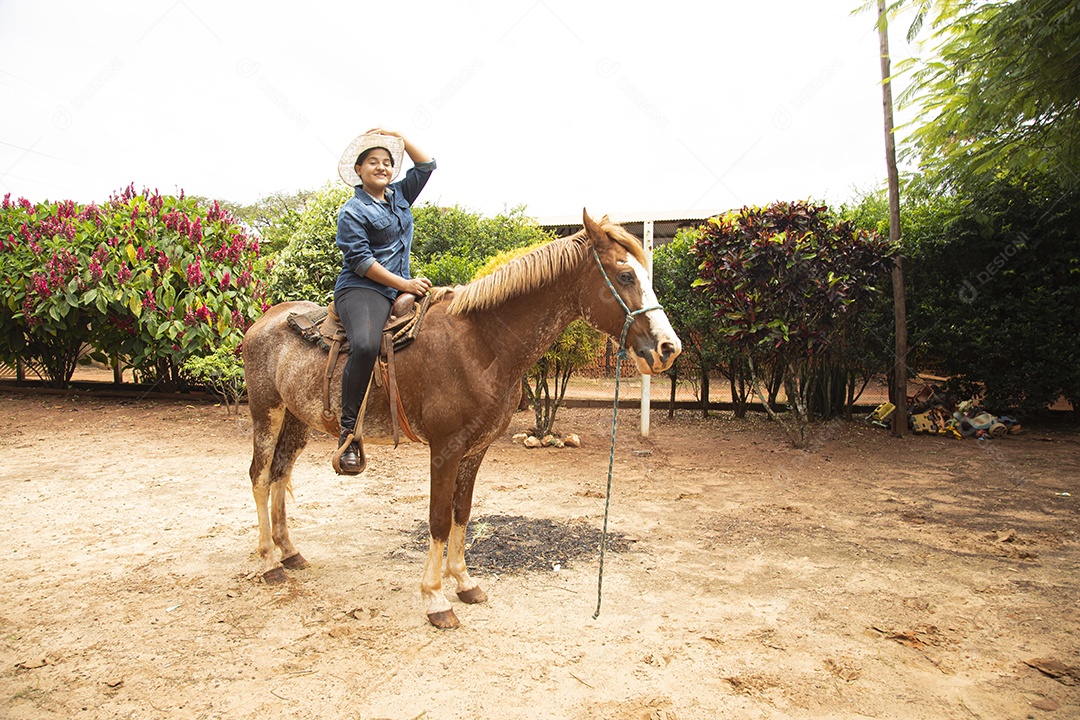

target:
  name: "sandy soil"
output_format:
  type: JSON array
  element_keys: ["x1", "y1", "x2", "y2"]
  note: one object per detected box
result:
[{"x1": 1, "y1": 390, "x2": 1078, "y2": 720}]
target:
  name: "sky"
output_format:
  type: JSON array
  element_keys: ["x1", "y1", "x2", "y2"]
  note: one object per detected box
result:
[{"x1": 0, "y1": 1, "x2": 918, "y2": 222}]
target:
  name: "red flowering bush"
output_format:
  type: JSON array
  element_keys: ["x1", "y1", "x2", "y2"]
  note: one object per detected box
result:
[{"x1": 0, "y1": 186, "x2": 269, "y2": 389}]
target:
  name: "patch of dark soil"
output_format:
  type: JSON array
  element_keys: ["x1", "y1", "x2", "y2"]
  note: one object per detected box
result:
[{"x1": 406, "y1": 514, "x2": 633, "y2": 573}]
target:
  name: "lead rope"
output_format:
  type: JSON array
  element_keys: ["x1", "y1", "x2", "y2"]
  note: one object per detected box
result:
[
  {"x1": 593, "y1": 340, "x2": 625, "y2": 619},
  {"x1": 591, "y1": 249, "x2": 662, "y2": 619}
]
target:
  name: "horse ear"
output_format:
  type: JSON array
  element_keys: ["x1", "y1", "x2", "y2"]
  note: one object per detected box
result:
[{"x1": 582, "y1": 209, "x2": 604, "y2": 243}]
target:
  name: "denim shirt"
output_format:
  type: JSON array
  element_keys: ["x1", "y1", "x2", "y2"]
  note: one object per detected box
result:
[{"x1": 334, "y1": 159, "x2": 436, "y2": 301}]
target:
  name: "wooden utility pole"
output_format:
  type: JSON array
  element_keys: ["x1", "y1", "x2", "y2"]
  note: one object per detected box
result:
[{"x1": 878, "y1": 0, "x2": 908, "y2": 436}]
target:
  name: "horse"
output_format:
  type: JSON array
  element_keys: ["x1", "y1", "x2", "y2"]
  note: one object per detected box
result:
[{"x1": 241, "y1": 209, "x2": 682, "y2": 628}]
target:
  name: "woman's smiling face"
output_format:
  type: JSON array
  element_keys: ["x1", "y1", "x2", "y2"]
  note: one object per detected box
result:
[{"x1": 356, "y1": 148, "x2": 394, "y2": 192}]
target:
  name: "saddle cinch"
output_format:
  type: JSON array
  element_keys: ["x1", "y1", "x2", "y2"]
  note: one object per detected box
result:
[{"x1": 286, "y1": 292, "x2": 433, "y2": 470}]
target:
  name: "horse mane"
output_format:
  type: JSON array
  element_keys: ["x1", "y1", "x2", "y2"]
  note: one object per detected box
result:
[{"x1": 445, "y1": 217, "x2": 646, "y2": 316}]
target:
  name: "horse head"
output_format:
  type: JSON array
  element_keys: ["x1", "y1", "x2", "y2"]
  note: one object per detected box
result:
[{"x1": 581, "y1": 209, "x2": 682, "y2": 374}]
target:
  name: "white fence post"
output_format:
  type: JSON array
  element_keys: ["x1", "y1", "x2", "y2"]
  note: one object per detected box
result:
[{"x1": 641, "y1": 220, "x2": 654, "y2": 438}]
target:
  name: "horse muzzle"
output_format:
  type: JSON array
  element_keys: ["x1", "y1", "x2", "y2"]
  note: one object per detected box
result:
[{"x1": 630, "y1": 334, "x2": 682, "y2": 375}]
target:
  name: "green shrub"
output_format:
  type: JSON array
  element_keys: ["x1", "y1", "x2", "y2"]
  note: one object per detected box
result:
[
  {"x1": 183, "y1": 340, "x2": 246, "y2": 414},
  {"x1": 693, "y1": 200, "x2": 891, "y2": 446},
  {"x1": 265, "y1": 183, "x2": 350, "y2": 304}
]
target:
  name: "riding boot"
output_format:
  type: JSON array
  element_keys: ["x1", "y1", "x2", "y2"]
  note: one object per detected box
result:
[{"x1": 336, "y1": 428, "x2": 366, "y2": 475}]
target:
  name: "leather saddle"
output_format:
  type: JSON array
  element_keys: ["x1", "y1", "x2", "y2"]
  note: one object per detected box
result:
[{"x1": 287, "y1": 292, "x2": 432, "y2": 446}]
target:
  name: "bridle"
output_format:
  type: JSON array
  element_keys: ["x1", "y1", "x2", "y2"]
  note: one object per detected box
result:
[{"x1": 591, "y1": 247, "x2": 663, "y2": 358}]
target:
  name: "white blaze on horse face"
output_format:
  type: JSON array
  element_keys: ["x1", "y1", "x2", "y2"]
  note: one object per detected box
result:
[{"x1": 624, "y1": 256, "x2": 682, "y2": 374}]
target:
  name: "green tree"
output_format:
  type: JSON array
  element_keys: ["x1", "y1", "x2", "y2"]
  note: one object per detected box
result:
[
  {"x1": 844, "y1": 177, "x2": 1080, "y2": 419},
  {"x1": 265, "y1": 183, "x2": 351, "y2": 304},
  {"x1": 897, "y1": 0, "x2": 1080, "y2": 189},
  {"x1": 908, "y1": 177, "x2": 1078, "y2": 416},
  {"x1": 855, "y1": 0, "x2": 1080, "y2": 419},
  {"x1": 267, "y1": 195, "x2": 552, "y2": 301},
  {"x1": 412, "y1": 204, "x2": 552, "y2": 285},
  {"x1": 653, "y1": 227, "x2": 732, "y2": 417}
]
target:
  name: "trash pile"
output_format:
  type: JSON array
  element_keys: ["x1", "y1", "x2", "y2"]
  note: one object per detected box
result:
[{"x1": 869, "y1": 385, "x2": 1023, "y2": 439}]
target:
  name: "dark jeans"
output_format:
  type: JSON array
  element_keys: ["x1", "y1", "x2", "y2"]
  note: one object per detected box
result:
[{"x1": 335, "y1": 286, "x2": 392, "y2": 433}]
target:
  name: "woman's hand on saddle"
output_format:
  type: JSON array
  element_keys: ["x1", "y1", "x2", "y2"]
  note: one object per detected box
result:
[
  {"x1": 363, "y1": 262, "x2": 431, "y2": 295},
  {"x1": 401, "y1": 277, "x2": 432, "y2": 296}
]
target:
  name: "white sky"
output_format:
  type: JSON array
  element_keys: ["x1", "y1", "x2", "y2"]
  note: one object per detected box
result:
[{"x1": 0, "y1": 1, "x2": 916, "y2": 220}]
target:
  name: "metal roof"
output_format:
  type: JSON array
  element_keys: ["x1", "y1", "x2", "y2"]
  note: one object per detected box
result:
[
  {"x1": 533, "y1": 209, "x2": 722, "y2": 226},
  {"x1": 533, "y1": 209, "x2": 723, "y2": 246}
]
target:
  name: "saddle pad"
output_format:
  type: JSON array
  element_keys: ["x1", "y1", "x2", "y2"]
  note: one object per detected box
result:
[
  {"x1": 286, "y1": 307, "x2": 330, "y2": 346},
  {"x1": 286, "y1": 294, "x2": 433, "y2": 355}
]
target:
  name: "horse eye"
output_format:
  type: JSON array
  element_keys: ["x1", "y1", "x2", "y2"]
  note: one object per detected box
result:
[{"x1": 617, "y1": 271, "x2": 635, "y2": 285}]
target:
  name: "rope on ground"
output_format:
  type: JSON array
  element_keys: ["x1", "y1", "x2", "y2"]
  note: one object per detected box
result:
[{"x1": 593, "y1": 348, "x2": 624, "y2": 620}]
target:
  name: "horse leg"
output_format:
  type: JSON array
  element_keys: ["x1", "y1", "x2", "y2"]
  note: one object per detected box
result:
[
  {"x1": 249, "y1": 403, "x2": 286, "y2": 583},
  {"x1": 270, "y1": 411, "x2": 310, "y2": 572},
  {"x1": 422, "y1": 446, "x2": 463, "y2": 629},
  {"x1": 446, "y1": 450, "x2": 488, "y2": 605}
]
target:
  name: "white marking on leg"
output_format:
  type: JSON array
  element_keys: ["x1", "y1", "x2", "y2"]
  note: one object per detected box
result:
[
  {"x1": 421, "y1": 537, "x2": 451, "y2": 616},
  {"x1": 446, "y1": 522, "x2": 479, "y2": 594}
]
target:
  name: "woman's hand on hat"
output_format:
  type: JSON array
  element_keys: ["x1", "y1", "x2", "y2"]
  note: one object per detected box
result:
[
  {"x1": 366, "y1": 127, "x2": 401, "y2": 139},
  {"x1": 366, "y1": 128, "x2": 431, "y2": 164}
]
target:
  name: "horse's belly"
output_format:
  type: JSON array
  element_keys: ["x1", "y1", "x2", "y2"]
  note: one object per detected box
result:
[{"x1": 276, "y1": 360, "x2": 409, "y2": 442}]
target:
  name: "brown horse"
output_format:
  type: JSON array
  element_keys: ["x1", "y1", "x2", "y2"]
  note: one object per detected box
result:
[{"x1": 242, "y1": 210, "x2": 681, "y2": 628}]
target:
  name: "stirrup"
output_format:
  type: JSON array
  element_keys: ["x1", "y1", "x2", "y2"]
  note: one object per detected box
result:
[{"x1": 332, "y1": 431, "x2": 366, "y2": 475}]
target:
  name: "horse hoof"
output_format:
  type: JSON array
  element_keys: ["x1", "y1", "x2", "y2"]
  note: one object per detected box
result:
[
  {"x1": 281, "y1": 553, "x2": 309, "y2": 570},
  {"x1": 427, "y1": 609, "x2": 461, "y2": 629},
  {"x1": 457, "y1": 586, "x2": 487, "y2": 604},
  {"x1": 263, "y1": 567, "x2": 287, "y2": 584}
]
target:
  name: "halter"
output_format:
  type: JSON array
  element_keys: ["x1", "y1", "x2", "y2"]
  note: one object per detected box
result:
[{"x1": 591, "y1": 248, "x2": 663, "y2": 358}]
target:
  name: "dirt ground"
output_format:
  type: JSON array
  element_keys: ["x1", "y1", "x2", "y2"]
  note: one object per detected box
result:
[{"x1": 1, "y1": 390, "x2": 1078, "y2": 720}]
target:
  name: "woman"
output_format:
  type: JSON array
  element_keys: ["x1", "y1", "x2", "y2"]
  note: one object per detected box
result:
[{"x1": 333, "y1": 128, "x2": 435, "y2": 474}]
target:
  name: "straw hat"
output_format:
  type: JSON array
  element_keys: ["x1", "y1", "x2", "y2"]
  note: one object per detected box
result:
[{"x1": 338, "y1": 133, "x2": 405, "y2": 187}]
